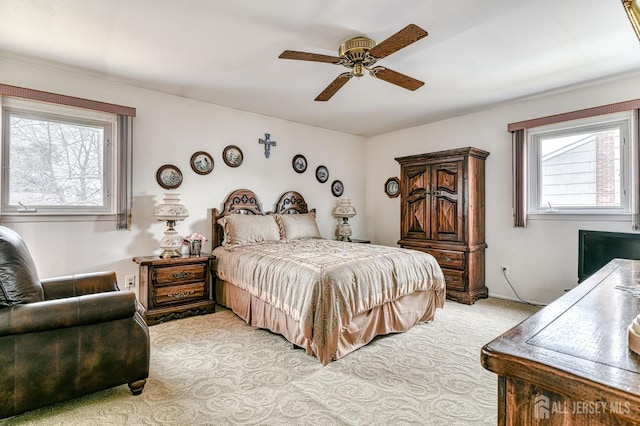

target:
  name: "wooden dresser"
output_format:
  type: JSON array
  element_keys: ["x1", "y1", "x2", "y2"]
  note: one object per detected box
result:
[
  {"x1": 481, "y1": 259, "x2": 640, "y2": 425},
  {"x1": 395, "y1": 147, "x2": 489, "y2": 304},
  {"x1": 133, "y1": 254, "x2": 215, "y2": 325}
]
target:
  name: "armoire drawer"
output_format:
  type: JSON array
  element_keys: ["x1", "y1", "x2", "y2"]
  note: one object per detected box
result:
[
  {"x1": 441, "y1": 268, "x2": 465, "y2": 291},
  {"x1": 426, "y1": 249, "x2": 465, "y2": 270}
]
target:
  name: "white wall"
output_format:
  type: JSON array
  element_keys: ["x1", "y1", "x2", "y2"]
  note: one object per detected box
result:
[
  {"x1": 0, "y1": 57, "x2": 365, "y2": 298},
  {"x1": 364, "y1": 72, "x2": 640, "y2": 304},
  {"x1": 5, "y1": 55, "x2": 640, "y2": 306}
]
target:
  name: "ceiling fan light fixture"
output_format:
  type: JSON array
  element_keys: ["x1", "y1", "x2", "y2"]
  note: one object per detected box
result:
[{"x1": 623, "y1": 0, "x2": 640, "y2": 41}]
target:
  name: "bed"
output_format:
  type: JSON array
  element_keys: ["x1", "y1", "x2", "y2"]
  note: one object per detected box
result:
[{"x1": 211, "y1": 189, "x2": 446, "y2": 365}]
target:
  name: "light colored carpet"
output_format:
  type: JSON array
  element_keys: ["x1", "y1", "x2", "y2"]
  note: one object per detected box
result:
[{"x1": 2, "y1": 298, "x2": 538, "y2": 426}]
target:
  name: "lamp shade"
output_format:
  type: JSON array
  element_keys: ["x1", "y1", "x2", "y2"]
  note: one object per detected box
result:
[
  {"x1": 333, "y1": 198, "x2": 356, "y2": 218},
  {"x1": 154, "y1": 193, "x2": 189, "y2": 221}
]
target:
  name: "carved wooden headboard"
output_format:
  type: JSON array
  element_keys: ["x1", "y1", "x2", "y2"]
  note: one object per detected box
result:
[
  {"x1": 211, "y1": 189, "x2": 266, "y2": 249},
  {"x1": 274, "y1": 191, "x2": 310, "y2": 214},
  {"x1": 212, "y1": 190, "x2": 315, "y2": 250}
]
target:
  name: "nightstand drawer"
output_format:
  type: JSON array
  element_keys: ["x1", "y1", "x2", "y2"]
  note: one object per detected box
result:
[
  {"x1": 154, "y1": 282, "x2": 206, "y2": 305},
  {"x1": 154, "y1": 263, "x2": 206, "y2": 285},
  {"x1": 426, "y1": 249, "x2": 465, "y2": 270},
  {"x1": 442, "y1": 268, "x2": 465, "y2": 291}
]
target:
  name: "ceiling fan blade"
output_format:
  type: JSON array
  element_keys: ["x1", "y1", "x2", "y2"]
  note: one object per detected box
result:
[
  {"x1": 370, "y1": 67, "x2": 424, "y2": 91},
  {"x1": 279, "y1": 50, "x2": 341, "y2": 64},
  {"x1": 368, "y1": 24, "x2": 428, "y2": 60},
  {"x1": 315, "y1": 73, "x2": 353, "y2": 101}
]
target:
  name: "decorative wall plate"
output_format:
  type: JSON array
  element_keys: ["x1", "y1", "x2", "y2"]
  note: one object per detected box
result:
[
  {"x1": 223, "y1": 145, "x2": 243, "y2": 168},
  {"x1": 385, "y1": 177, "x2": 400, "y2": 198},
  {"x1": 316, "y1": 165, "x2": 329, "y2": 183},
  {"x1": 156, "y1": 164, "x2": 183, "y2": 189},
  {"x1": 292, "y1": 154, "x2": 307, "y2": 173},
  {"x1": 331, "y1": 180, "x2": 344, "y2": 197},
  {"x1": 190, "y1": 151, "x2": 214, "y2": 175}
]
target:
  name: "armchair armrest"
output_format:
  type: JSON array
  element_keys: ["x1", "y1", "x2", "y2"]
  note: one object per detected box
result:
[
  {"x1": 41, "y1": 271, "x2": 119, "y2": 300},
  {"x1": 0, "y1": 291, "x2": 138, "y2": 337}
]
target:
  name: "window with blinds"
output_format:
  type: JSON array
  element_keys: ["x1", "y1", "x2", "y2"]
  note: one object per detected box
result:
[
  {"x1": 527, "y1": 112, "x2": 631, "y2": 215},
  {"x1": 0, "y1": 84, "x2": 134, "y2": 228}
]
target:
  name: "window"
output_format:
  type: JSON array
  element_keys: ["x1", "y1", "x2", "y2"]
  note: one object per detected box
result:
[
  {"x1": 2, "y1": 98, "x2": 116, "y2": 217},
  {"x1": 527, "y1": 112, "x2": 633, "y2": 216}
]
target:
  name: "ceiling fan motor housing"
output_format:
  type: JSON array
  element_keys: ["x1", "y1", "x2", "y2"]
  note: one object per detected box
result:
[{"x1": 339, "y1": 37, "x2": 376, "y2": 62}]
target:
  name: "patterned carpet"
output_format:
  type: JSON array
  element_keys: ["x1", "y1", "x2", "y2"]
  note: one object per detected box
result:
[{"x1": 3, "y1": 298, "x2": 538, "y2": 426}]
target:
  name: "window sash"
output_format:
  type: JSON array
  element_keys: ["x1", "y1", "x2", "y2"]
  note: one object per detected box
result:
[
  {"x1": 2, "y1": 107, "x2": 115, "y2": 215},
  {"x1": 527, "y1": 118, "x2": 631, "y2": 215}
]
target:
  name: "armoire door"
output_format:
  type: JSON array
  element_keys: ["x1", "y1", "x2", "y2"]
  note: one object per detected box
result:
[
  {"x1": 401, "y1": 164, "x2": 430, "y2": 240},
  {"x1": 430, "y1": 160, "x2": 463, "y2": 242}
]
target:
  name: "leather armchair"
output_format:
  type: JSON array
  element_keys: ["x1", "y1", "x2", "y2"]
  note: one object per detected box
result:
[{"x1": 0, "y1": 226, "x2": 149, "y2": 418}]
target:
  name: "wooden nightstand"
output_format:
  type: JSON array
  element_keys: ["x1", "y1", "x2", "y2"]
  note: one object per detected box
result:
[{"x1": 133, "y1": 254, "x2": 215, "y2": 325}]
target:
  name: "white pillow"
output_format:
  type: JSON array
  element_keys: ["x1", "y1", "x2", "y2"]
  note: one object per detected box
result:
[
  {"x1": 217, "y1": 214, "x2": 281, "y2": 247},
  {"x1": 274, "y1": 212, "x2": 321, "y2": 240}
]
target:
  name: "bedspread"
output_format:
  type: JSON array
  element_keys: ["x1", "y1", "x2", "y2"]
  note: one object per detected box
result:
[{"x1": 213, "y1": 239, "x2": 445, "y2": 348}]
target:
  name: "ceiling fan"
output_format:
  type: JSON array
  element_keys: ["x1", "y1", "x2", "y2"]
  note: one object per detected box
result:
[{"x1": 279, "y1": 24, "x2": 428, "y2": 101}]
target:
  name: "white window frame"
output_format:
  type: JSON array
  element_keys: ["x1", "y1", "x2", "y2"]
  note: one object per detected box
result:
[
  {"x1": 1, "y1": 97, "x2": 117, "y2": 221},
  {"x1": 526, "y1": 111, "x2": 635, "y2": 219}
]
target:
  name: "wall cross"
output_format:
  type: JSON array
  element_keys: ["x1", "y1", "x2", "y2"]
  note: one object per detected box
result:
[{"x1": 259, "y1": 133, "x2": 276, "y2": 158}]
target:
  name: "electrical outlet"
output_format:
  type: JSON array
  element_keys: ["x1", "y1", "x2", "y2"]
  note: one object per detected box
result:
[
  {"x1": 501, "y1": 265, "x2": 510, "y2": 278},
  {"x1": 125, "y1": 274, "x2": 136, "y2": 289}
]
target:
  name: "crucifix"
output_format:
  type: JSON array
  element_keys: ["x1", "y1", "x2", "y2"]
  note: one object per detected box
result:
[{"x1": 259, "y1": 133, "x2": 276, "y2": 158}]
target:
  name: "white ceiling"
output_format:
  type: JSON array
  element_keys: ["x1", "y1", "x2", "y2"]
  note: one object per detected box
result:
[{"x1": 1, "y1": 0, "x2": 640, "y2": 137}]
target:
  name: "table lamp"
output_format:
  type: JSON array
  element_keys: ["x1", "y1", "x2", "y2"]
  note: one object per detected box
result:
[
  {"x1": 333, "y1": 198, "x2": 356, "y2": 242},
  {"x1": 154, "y1": 193, "x2": 189, "y2": 258}
]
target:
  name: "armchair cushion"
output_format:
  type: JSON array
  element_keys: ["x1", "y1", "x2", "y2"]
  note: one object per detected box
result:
[
  {"x1": 41, "y1": 271, "x2": 119, "y2": 300},
  {"x1": 0, "y1": 291, "x2": 138, "y2": 337},
  {"x1": 0, "y1": 227, "x2": 43, "y2": 308}
]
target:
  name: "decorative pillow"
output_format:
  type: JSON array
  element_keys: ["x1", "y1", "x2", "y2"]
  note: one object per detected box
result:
[
  {"x1": 217, "y1": 214, "x2": 281, "y2": 247},
  {"x1": 0, "y1": 226, "x2": 44, "y2": 308},
  {"x1": 274, "y1": 212, "x2": 321, "y2": 240}
]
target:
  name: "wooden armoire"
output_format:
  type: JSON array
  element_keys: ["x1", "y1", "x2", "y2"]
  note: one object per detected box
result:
[{"x1": 395, "y1": 147, "x2": 489, "y2": 304}]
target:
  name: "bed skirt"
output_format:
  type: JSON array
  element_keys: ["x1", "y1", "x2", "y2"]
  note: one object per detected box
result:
[{"x1": 215, "y1": 279, "x2": 444, "y2": 365}]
